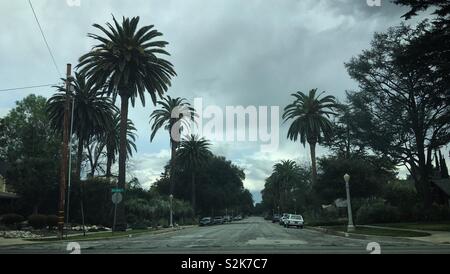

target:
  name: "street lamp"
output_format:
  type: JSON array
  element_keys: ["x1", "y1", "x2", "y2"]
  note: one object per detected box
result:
[
  {"x1": 169, "y1": 194, "x2": 174, "y2": 228},
  {"x1": 344, "y1": 174, "x2": 355, "y2": 232}
]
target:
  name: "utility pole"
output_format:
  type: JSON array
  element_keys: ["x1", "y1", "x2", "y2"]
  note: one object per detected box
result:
[{"x1": 58, "y1": 64, "x2": 72, "y2": 239}]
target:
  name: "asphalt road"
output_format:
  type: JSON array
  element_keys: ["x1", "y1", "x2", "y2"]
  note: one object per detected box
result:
[{"x1": 1, "y1": 217, "x2": 450, "y2": 254}]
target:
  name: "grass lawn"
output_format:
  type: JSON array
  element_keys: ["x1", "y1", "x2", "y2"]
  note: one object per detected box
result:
[
  {"x1": 327, "y1": 226, "x2": 430, "y2": 237},
  {"x1": 372, "y1": 222, "x2": 450, "y2": 232},
  {"x1": 26, "y1": 228, "x2": 169, "y2": 242}
]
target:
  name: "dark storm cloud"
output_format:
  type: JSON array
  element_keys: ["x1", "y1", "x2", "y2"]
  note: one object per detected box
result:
[{"x1": 0, "y1": 0, "x2": 418, "y2": 201}]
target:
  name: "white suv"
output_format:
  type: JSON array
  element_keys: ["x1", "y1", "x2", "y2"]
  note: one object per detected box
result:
[{"x1": 284, "y1": 214, "x2": 304, "y2": 229}]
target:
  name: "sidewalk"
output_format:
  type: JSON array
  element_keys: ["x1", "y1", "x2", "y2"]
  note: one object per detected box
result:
[
  {"x1": 0, "y1": 225, "x2": 195, "y2": 247},
  {"x1": 0, "y1": 238, "x2": 32, "y2": 247},
  {"x1": 363, "y1": 225, "x2": 450, "y2": 245}
]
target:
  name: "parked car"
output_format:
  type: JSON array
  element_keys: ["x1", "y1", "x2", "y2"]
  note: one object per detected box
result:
[
  {"x1": 272, "y1": 214, "x2": 280, "y2": 223},
  {"x1": 279, "y1": 213, "x2": 290, "y2": 226},
  {"x1": 223, "y1": 216, "x2": 232, "y2": 223},
  {"x1": 284, "y1": 214, "x2": 304, "y2": 229},
  {"x1": 234, "y1": 215, "x2": 243, "y2": 221},
  {"x1": 199, "y1": 217, "x2": 213, "y2": 226},
  {"x1": 213, "y1": 216, "x2": 224, "y2": 225}
]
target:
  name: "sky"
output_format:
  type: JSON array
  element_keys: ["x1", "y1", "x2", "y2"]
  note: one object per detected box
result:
[{"x1": 0, "y1": 0, "x2": 443, "y2": 203}]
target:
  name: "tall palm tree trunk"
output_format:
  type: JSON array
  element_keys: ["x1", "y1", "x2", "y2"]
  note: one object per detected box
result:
[
  {"x1": 191, "y1": 172, "x2": 196, "y2": 216},
  {"x1": 106, "y1": 148, "x2": 113, "y2": 178},
  {"x1": 170, "y1": 139, "x2": 177, "y2": 195},
  {"x1": 75, "y1": 137, "x2": 84, "y2": 183},
  {"x1": 115, "y1": 94, "x2": 129, "y2": 231},
  {"x1": 309, "y1": 142, "x2": 317, "y2": 185}
]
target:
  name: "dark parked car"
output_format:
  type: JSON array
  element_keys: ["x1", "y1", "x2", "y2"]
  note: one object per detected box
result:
[
  {"x1": 272, "y1": 214, "x2": 280, "y2": 223},
  {"x1": 199, "y1": 217, "x2": 213, "y2": 226}
]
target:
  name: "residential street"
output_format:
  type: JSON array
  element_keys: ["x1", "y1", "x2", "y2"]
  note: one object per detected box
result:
[{"x1": 1, "y1": 217, "x2": 450, "y2": 254}]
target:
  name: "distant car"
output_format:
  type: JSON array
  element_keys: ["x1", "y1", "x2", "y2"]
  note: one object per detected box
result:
[
  {"x1": 199, "y1": 217, "x2": 213, "y2": 226},
  {"x1": 234, "y1": 215, "x2": 243, "y2": 221},
  {"x1": 279, "y1": 213, "x2": 290, "y2": 226},
  {"x1": 213, "y1": 216, "x2": 224, "y2": 225},
  {"x1": 272, "y1": 214, "x2": 280, "y2": 223},
  {"x1": 284, "y1": 214, "x2": 304, "y2": 229},
  {"x1": 223, "y1": 216, "x2": 232, "y2": 223}
]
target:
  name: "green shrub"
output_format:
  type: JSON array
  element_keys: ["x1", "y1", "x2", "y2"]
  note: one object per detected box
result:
[
  {"x1": 157, "y1": 218, "x2": 169, "y2": 228},
  {"x1": 427, "y1": 205, "x2": 450, "y2": 222},
  {"x1": 0, "y1": 214, "x2": 25, "y2": 228},
  {"x1": 356, "y1": 201, "x2": 400, "y2": 224},
  {"x1": 130, "y1": 221, "x2": 151, "y2": 230},
  {"x1": 28, "y1": 214, "x2": 48, "y2": 229},
  {"x1": 47, "y1": 215, "x2": 59, "y2": 229}
]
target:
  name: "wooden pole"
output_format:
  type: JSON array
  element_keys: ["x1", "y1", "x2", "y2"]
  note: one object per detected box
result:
[{"x1": 58, "y1": 64, "x2": 72, "y2": 239}]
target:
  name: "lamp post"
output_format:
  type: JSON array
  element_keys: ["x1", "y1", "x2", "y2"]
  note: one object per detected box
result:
[
  {"x1": 344, "y1": 174, "x2": 355, "y2": 232},
  {"x1": 169, "y1": 194, "x2": 173, "y2": 228}
]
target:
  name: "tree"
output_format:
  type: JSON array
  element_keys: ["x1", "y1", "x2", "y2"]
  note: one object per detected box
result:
[
  {"x1": 150, "y1": 96, "x2": 196, "y2": 194},
  {"x1": 47, "y1": 72, "x2": 116, "y2": 182},
  {"x1": 176, "y1": 135, "x2": 211, "y2": 215},
  {"x1": 322, "y1": 98, "x2": 372, "y2": 159},
  {"x1": 261, "y1": 161, "x2": 310, "y2": 214},
  {"x1": 314, "y1": 155, "x2": 396, "y2": 204},
  {"x1": 153, "y1": 154, "x2": 252, "y2": 217},
  {"x1": 283, "y1": 89, "x2": 338, "y2": 185},
  {"x1": 393, "y1": 0, "x2": 450, "y2": 20},
  {"x1": 394, "y1": 0, "x2": 450, "y2": 106},
  {"x1": 345, "y1": 22, "x2": 449, "y2": 209},
  {"x1": 439, "y1": 150, "x2": 449, "y2": 179},
  {"x1": 1, "y1": 95, "x2": 60, "y2": 214},
  {"x1": 102, "y1": 113, "x2": 137, "y2": 178},
  {"x1": 78, "y1": 16, "x2": 176, "y2": 230},
  {"x1": 273, "y1": 160, "x2": 301, "y2": 212}
]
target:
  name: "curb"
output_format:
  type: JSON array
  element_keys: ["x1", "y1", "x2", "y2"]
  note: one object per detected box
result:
[
  {"x1": 306, "y1": 226, "x2": 373, "y2": 240},
  {"x1": 22, "y1": 225, "x2": 195, "y2": 244}
]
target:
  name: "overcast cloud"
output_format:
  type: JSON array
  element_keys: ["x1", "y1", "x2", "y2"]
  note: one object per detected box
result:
[{"x1": 1, "y1": 0, "x2": 430, "y2": 203}]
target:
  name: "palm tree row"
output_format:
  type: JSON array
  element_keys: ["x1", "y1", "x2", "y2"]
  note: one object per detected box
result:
[
  {"x1": 149, "y1": 96, "x2": 197, "y2": 195},
  {"x1": 45, "y1": 15, "x2": 338, "y2": 226}
]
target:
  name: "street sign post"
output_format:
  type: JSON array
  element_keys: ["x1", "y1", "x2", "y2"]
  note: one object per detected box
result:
[
  {"x1": 112, "y1": 188, "x2": 125, "y2": 193},
  {"x1": 112, "y1": 193, "x2": 123, "y2": 233}
]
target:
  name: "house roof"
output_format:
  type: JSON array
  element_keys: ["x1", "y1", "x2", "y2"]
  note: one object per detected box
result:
[{"x1": 432, "y1": 179, "x2": 450, "y2": 197}]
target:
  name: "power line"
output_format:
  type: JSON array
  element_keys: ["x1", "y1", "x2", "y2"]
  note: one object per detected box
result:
[
  {"x1": 28, "y1": 0, "x2": 62, "y2": 78},
  {"x1": 0, "y1": 84, "x2": 57, "y2": 92}
]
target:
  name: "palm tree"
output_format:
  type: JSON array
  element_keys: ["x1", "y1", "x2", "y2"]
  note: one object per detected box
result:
[
  {"x1": 103, "y1": 113, "x2": 137, "y2": 178},
  {"x1": 149, "y1": 96, "x2": 196, "y2": 194},
  {"x1": 77, "y1": 16, "x2": 176, "y2": 229},
  {"x1": 176, "y1": 135, "x2": 211, "y2": 215},
  {"x1": 47, "y1": 72, "x2": 116, "y2": 182},
  {"x1": 273, "y1": 160, "x2": 301, "y2": 212},
  {"x1": 283, "y1": 89, "x2": 338, "y2": 185}
]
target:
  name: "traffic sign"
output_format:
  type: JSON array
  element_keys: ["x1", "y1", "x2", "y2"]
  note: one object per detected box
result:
[
  {"x1": 112, "y1": 193, "x2": 123, "y2": 204},
  {"x1": 112, "y1": 188, "x2": 125, "y2": 193}
]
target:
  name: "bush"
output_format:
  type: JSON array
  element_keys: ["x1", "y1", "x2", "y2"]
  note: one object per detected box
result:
[
  {"x1": 356, "y1": 201, "x2": 400, "y2": 225},
  {"x1": 28, "y1": 214, "x2": 48, "y2": 229},
  {"x1": 0, "y1": 214, "x2": 25, "y2": 228},
  {"x1": 47, "y1": 215, "x2": 59, "y2": 229},
  {"x1": 130, "y1": 221, "x2": 151, "y2": 230},
  {"x1": 426, "y1": 205, "x2": 450, "y2": 222},
  {"x1": 156, "y1": 218, "x2": 169, "y2": 228}
]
